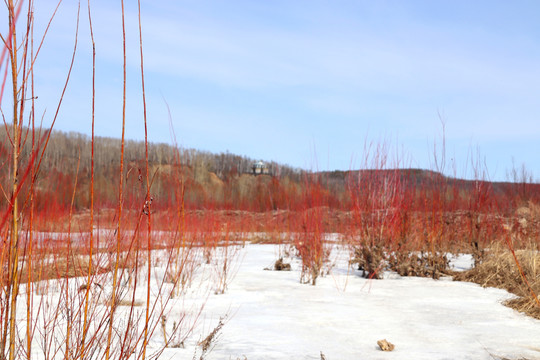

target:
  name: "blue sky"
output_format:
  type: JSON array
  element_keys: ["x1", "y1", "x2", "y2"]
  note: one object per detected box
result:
[{"x1": 2, "y1": 1, "x2": 540, "y2": 180}]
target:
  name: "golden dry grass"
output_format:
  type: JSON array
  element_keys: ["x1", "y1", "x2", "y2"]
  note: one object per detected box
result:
[
  {"x1": 8, "y1": 253, "x2": 113, "y2": 285},
  {"x1": 454, "y1": 244, "x2": 540, "y2": 319}
]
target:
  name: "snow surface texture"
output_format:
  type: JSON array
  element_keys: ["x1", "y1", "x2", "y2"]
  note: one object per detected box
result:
[
  {"x1": 157, "y1": 245, "x2": 540, "y2": 360},
  {"x1": 17, "y1": 243, "x2": 538, "y2": 359}
]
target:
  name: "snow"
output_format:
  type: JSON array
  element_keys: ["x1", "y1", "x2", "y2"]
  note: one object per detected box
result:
[
  {"x1": 13, "y1": 242, "x2": 540, "y2": 359},
  {"x1": 156, "y1": 244, "x2": 540, "y2": 360},
  {"x1": 448, "y1": 253, "x2": 474, "y2": 272}
]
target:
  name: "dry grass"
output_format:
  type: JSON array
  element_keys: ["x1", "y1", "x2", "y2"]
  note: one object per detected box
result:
[
  {"x1": 117, "y1": 299, "x2": 144, "y2": 307},
  {"x1": 454, "y1": 244, "x2": 540, "y2": 319},
  {"x1": 249, "y1": 234, "x2": 282, "y2": 244},
  {"x1": 14, "y1": 255, "x2": 110, "y2": 284}
]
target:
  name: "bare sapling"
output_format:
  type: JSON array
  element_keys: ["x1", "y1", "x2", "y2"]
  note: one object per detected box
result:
[
  {"x1": 212, "y1": 224, "x2": 243, "y2": 294},
  {"x1": 347, "y1": 141, "x2": 398, "y2": 279},
  {"x1": 295, "y1": 178, "x2": 331, "y2": 285}
]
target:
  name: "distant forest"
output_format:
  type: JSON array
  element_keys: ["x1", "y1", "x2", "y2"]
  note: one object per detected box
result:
[
  {"x1": 0, "y1": 126, "x2": 310, "y2": 212},
  {"x1": 1, "y1": 126, "x2": 538, "y2": 215}
]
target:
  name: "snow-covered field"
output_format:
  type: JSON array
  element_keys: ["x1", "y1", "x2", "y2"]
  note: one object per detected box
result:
[
  {"x1": 13, "y1": 243, "x2": 540, "y2": 359},
  {"x1": 156, "y1": 244, "x2": 540, "y2": 360}
]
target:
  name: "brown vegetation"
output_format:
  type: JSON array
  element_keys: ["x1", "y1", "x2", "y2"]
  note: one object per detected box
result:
[{"x1": 454, "y1": 244, "x2": 540, "y2": 319}]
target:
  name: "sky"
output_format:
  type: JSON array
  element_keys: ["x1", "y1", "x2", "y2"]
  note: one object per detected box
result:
[{"x1": 2, "y1": 1, "x2": 540, "y2": 181}]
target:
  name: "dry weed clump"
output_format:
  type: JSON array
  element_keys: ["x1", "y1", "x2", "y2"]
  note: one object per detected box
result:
[
  {"x1": 350, "y1": 244, "x2": 385, "y2": 279},
  {"x1": 273, "y1": 257, "x2": 291, "y2": 271},
  {"x1": 454, "y1": 245, "x2": 540, "y2": 319},
  {"x1": 388, "y1": 251, "x2": 450, "y2": 279},
  {"x1": 196, "y1": 316, "x2": 227, "y2": 359},
  {"x1": 350, "y1": 243, "x2": 451, "y2": 280}
]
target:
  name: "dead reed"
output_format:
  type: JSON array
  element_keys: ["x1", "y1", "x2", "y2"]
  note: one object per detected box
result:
[{"x1": 454, "y1": 244, "x2": 540, "y2": 319}]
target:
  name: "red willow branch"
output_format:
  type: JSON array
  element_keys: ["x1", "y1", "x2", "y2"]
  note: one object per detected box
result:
[
  {"x1": 80, "y1": 0, "x2": 96, "y2": 356},
  {"x1": 137, "y1": 0, "x2": 152, "y2": 358},
  {"x1": 105, "y1": 0, "x2": 128, "y2": 358}
]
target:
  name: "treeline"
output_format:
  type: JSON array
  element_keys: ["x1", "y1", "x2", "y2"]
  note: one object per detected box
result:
[
  {"x1": 0, "y1": 127, "x2": 302, "y2": 178},
  {"x1": 0, "y1": 126, "x2": 308, "y2": 212},
  {"x1": 1, "y1": 126, "x2": 538, "y2": 216}
]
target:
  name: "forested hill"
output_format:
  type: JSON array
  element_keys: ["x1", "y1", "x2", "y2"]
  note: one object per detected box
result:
[
  {"x1": 0, "y1": 128, "x2": 302, "y2": 179},
  {"x1": 1, "y1": 127, "x2": 538, "y2": 213},
  {"x1": 0, "y1": 127, "x2": 306, "y2": 211}
]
